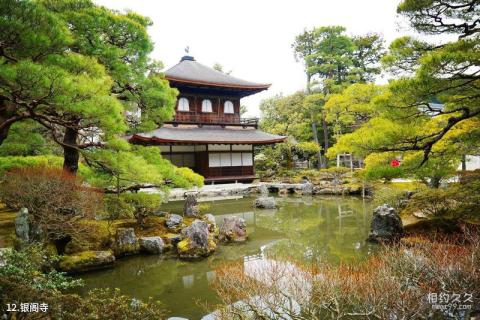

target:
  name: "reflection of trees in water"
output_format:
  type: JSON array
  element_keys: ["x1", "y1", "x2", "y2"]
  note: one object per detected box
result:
[{"x1": 257, "y1": 197, "x2": 375, "y2": 264}]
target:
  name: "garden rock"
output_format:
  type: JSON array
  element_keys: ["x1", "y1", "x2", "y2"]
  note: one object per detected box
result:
[
  {"x1": 177, "y1": 220, "x2": 215, "y2": 259},
  {"x1": 139, "y1": 236, "x2": 164, "y2": 254},
  {"x1": 166, "y1": 213, "x2": 184, "y2": 229},
  {"x1": 0, "y1": 248, "x2": 11, "y2": 267},
  {"x1": 203, "y1": 213, "x2": 217, "y2": 233},
  {"x1": 184, "y1": 191, "x2": 200, "y2": 217},
  {"x1": 14, "y1": 208, "x2": 29, "y2": 244},
  {"x1": 58, "y1": 250, "x2": 115, "y2": 274},
  {"x1": 301, "y1": 181, "x2": 314, "y2": 195},
  {"x1": 219, "y1": 216, "x2": 247, "y2": 242},
  {"x1": 114, "y1": 228, "x2": 139, "y2": 256},
  {"x1": 367, "y1": 204, "x2": 403, "y2": 243},
  {"x1": 253, "y1": 197, "x2": 277, "y2": 209}
]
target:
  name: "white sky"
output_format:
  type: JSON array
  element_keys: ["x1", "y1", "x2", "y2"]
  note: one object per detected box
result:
[{"x1": 94, "y1": 0, "x2": 408, "y2": 117}]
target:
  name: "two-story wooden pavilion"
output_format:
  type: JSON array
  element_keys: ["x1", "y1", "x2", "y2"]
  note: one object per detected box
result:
[{"x1": 129, "y1": 55, "x2": 286, "y2": 183}]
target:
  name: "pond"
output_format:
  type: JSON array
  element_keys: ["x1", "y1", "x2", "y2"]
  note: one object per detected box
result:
[{"x1": 76, "y1": 195, "x2": 377, "y2": 319}]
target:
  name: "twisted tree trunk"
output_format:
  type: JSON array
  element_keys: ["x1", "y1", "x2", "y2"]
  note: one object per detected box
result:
[
  {"x1": 62, "y1": 126, "x2": 80, "y2": 174},
  {"x1": 0, "y1": 99, "x2": 18, "y2": 145}
]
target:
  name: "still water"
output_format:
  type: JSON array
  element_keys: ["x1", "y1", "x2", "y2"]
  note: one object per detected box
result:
[{"x1": 77, "y1": 195, "x2": 376, "y2": 319}]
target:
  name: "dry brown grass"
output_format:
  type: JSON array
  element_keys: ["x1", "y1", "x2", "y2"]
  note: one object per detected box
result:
[{"x1": 208, "y1": 233, "x2": 480, "y2": 319}]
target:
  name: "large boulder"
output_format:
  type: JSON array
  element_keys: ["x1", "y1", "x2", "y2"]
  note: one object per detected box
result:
[
  {"x1": 219, "y1": 216, "x2": 247, "y2": 242},
  {"x1": 253, "y1": 197, "x2": 277, "y2": 209},
  {"x1": 177, "y1": 220, "x2": 216, "y2": 259},
  {"x1": 14, "y1": 208, "x2": 29, "y2": 244},
  {"x1": 139, "y1": 236, "x2": 164, "y2": 254},
  {"x1": 114, "y1": 228, "x2": 139, "y2": 256},
  {"x1": 367, "y1": 204, "x2": 403, "y2": 243},
  {"x1": 58, "y1": 250, "x2": 115, "y2": 274},
  {"x1": 184, "y1": 192, "x2": 200, "y2": 217},
  {"x1": 165, "y1": 213, "x2": 183, "y2": 230}
]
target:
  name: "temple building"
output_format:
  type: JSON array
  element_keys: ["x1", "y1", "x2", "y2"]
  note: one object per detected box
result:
[{"x1": 129, "y1": 55, "x2": 286, "y2": 183}]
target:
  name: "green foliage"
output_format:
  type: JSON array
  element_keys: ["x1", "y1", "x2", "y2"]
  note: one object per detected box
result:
[
  {"x1": 0, "y1": 246, "x2": 165, "y2": 319},
  {"x1": 293, "y1": 26, "x2": 384, "y2": 91},
  {"x1": 295, "y1": 141, "x2": 321, "y2": 162},
  {"x1": 406, "y1": 188, "x2": 455, "y2": 218},
  {"x1": 328, "y1": 1, "x2": 480, "y2": 172},
  {"x1": 0, "y1": 121, "x2": 55, "y2": 156},
  {"x1": 0, "y1": 245, "x2": 82, "y2": 292},
  {"x1": 260, "y1": 92, "x2": 311, "y2": 140},
  {"x1": 324, "y1": 83, "x2": 384, "y2": 137},
  {"x1": 363, "y1": 153, "x2": 404, "y2": 182},
  {"x1": 0, "y1": 0, "x2": 181, "y2": 194},
  {"x1": 0, "y1": 155, "x2": 91, "y2": 176}
]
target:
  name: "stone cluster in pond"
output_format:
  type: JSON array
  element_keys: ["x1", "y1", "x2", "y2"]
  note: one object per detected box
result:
[{"x1": 47, "y1": 191, "x2": 252, "y2": 272}]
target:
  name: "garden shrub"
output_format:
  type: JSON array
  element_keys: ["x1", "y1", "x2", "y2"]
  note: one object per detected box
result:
[
  {"x1": 102, "y1": 193, "x2": 163, "y2": 228},
  {"x1": 0, "y1": 247, "x2": 165, "y2": 320},
  {"x1": 0, "y1": 155, "x2": 92, "y2": 177},
  {"x1": 211, "y1": 235, "x2": 480, "y2": 319},
  {"x1": 405, "y1": 188, "x2": 455, "y2": 218},
  {"x1": 0, "y1": 167, "x2": 102, "y2": 243}
]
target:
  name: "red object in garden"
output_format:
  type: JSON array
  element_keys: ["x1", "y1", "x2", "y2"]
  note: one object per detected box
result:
[{"x1": 390, "y1": 159, "x2": 400, "y2": 167}]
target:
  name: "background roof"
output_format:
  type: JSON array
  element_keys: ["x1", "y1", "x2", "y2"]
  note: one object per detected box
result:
[{"x1": 165, "y1": 56, "x2": 270, "y2": 89}]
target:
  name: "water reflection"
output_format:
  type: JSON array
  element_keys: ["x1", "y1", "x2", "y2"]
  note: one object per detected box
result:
[{"x1": 77, "y1": 195, "x2": 375, "y2": 319}]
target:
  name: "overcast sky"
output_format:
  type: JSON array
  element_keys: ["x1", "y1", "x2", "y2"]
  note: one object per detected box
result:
[{"x1": 94, "y1": 0, "x2": 408, "y2": 117}]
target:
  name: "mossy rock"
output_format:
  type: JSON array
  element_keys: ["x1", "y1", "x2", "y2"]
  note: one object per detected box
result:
[
  {"x1": 177, "y1": 235, "x2": 216, "y2": 259},
  {"x1": 64, "y1": 220, "x2": 114, "y2": 254},
  {"x1": 114, "y1": 227, "x2": 140, "y2": 257},
  {"x1": 59, "y1": 250, "x2": 115, "y2": 274},
  {"x1": 134, "y1": 216, "x2": 169, "y2": 237}
]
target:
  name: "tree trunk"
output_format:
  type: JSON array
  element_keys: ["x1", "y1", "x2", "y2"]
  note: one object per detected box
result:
[
  {"x1": 461, "y1": 154, "x2": 467, "y2": 171},
  {"x1": 0, "y1": 100, "x2": 17, "y2": 145},
  {"x1": 306, "y1": 73, "x2": 324, "y2": 169},
  {"x1": 62, "y1": 127, "x2": 80, "y2": 174},
  {"x1": 321, "y1": 114, "x2": 329, "y2": 168},
  {"x1": 429, "y1": 176, "x2": 441, "y2": 189},
  {"x1": 311, "y1": 122, "x2": 323, "y2": 169}
]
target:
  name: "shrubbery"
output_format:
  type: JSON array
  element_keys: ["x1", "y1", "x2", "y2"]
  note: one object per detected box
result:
[
  {"x1": 210, "y1": 236, "x2": 480, "y2": 319},
  {"x1": 404, "y1": 171, "x2": 480, "y2": 222},
  {"x1": 0, "y1": 167, "x2": 101, "y2": 243},
  {"x1": 0, "y1": 247, "x2": 165, "y2": 320}
]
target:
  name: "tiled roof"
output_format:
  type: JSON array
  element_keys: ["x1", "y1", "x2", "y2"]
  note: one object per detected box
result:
[
  {"x1": 129, "y1": 125, "x2": 285, "y2": 145},
  {"x1": 164, "y1": 56, "x2": 270, "y2": 90}
]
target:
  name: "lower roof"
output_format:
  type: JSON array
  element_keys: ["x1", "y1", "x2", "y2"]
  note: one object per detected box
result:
[{"x1": 129, "y1": 125, "x2": 286, "y2": 145}]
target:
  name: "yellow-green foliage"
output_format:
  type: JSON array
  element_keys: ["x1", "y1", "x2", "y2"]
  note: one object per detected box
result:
[
  {"x1": 0, "y1": 155, "x2": 92, "y2": 176},
  {"x1": 64, "y1": 220, "x2": 116, "y2": 254},
  {"x1": 373, "y1": 181, "x2": 426, "y2": 211}
]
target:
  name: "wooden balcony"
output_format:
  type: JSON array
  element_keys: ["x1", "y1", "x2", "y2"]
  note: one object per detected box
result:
[{"x1": 165, "y1": 113, "x2": 259, "y2": 128}]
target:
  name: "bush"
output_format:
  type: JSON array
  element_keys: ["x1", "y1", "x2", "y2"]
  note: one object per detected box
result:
[
  {"x1": 0, "y1": 155, "x2": 91, "y2": 176},
  {"x1": 102, "y1": 192, "x2": 162, "y2": 228},
  {"x1": 405, "y1": 188, "x2": 455, "y2": 218},
  {"x1": 0, "y1": 247, "x2": 165, "y2": 320},
  {"x1": 210, "y1": 236, "x2": 480, "y2": 319},
  {"x1": 0, "y1": 167, "x2": 102, "y2": 242}
]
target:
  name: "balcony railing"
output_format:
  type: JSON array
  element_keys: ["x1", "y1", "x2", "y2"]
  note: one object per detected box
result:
[{"x1": 165, "y1": 113, "x2": 259, "y2": 128}]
